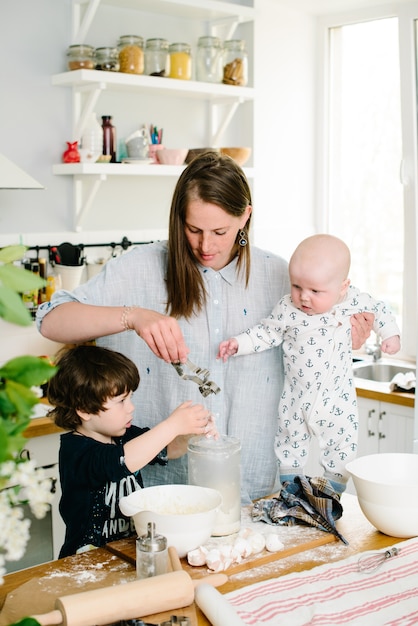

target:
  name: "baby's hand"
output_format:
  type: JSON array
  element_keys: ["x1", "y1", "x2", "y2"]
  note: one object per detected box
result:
[
  {"x1": 217, "y1": 338, "x2": 239, "y2": 362},
  {"x1": 381, "y1": 335, "x2": 401, "y2": 355}
]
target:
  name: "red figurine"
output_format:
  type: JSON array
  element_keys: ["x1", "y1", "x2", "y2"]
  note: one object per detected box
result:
[{"x1": 62, "y1": 141, "x2": 80, "y2": 163}]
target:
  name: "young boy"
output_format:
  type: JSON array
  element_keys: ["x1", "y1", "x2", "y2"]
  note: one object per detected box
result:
[
  {"x1": 47, "y1": 344, "x2": 217, "y2": 558},
  {"x1": 219, "y1": 234, "x2": 400, "y2": 495}
]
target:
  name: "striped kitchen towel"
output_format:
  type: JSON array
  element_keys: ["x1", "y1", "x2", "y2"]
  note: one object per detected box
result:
[{"x1": 225, "y1": 537, "x2": 418, "y2": 625}]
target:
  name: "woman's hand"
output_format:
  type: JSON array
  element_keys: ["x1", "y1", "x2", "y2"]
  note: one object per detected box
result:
[
  {"x1": 129, "y1": 307, "x2": 190, "y2": 363},
  {"x1": 350, "y1": 312, "x2": 374, "y2": 350}
]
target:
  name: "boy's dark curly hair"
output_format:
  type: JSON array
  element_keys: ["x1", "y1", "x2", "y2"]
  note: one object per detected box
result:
[{"x1": 47, "y1": 344, "x2": 140, "y2": 430}]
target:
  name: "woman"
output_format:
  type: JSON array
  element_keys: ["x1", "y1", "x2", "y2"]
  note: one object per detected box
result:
[{"x1": 37, "y1": 152, "x2": 371, "y2": 503}]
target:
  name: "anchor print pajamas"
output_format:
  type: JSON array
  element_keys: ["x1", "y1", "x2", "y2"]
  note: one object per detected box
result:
[{"x1": 234, "y1": 286, "x2": 400, "y2": 489}]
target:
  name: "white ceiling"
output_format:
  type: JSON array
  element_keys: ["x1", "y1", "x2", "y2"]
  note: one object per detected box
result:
[{"x1": 274, "y1": 0, "x2": 408, "y2": 16}]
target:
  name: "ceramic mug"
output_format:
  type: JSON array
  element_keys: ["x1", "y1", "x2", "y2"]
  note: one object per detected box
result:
[{"x1": 126, "y1": 128, "x2": 149, "y2": 159}]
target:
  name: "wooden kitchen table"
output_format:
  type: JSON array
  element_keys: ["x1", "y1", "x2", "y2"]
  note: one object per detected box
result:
[{"x1": 0, "y1": 495, "x2": 403, "y2": 625}]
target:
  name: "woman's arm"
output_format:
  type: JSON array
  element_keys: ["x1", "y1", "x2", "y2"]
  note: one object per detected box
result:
[{"x1": 40, "y1": 301, "x2": 190, "y2": 363}]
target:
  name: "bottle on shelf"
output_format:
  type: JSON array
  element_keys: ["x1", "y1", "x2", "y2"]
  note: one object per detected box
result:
[
  {"x1": 101, "y1": 115, "x2": 117, "y2": 163},
  {"x1": 80, "y1": 113, "x2": 104, "y2": 163}
]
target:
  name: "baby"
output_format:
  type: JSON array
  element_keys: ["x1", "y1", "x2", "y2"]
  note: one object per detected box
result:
[{"x1": 219, "y1": 234, "x2": 400, "y2": 494}]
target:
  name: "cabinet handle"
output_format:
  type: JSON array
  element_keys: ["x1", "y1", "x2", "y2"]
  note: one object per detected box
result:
[
  {"x1": 378, "y1": 410, "x2": 386, "y2": 439},
  {"x1": 367, "y1": 409, "x2": 376, "y2": 437}
]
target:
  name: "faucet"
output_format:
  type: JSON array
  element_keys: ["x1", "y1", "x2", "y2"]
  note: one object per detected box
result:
[{"x1": 365, "y1": 338, "x2": 382, "y2": 362}]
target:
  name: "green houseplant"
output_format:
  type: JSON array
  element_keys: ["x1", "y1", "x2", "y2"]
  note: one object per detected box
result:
[{"x1": 0, "y1": 244, "x2": 57, "y2": 584}]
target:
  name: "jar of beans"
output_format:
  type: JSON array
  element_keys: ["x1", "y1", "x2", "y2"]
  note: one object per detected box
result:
[
  {"x1": 117, "y1": 35, "x2": 144, "y2": 74},
  {"x1": 95, "y1": 47, "x2": 119, "y2": 71},
  {"x1": 168, "y1": 42, "x2": 192, "y2": 80},
  {"x1": 145, "y1": 38, "x2": 170, "y2": 77},
  {"x1": 66, "y1": 44, "x2": 95, "y2": 71}
]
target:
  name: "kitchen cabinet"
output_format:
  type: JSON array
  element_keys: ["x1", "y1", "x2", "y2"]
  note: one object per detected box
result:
[
  {"x1": 52, "y1": 0, "x2": 256, "y2": 230},
  {"x1": 356, "y1": 396, "x2": 414, "y2": 458},
  {"x1": 303, "y1": 393, "x2": 414, "y2": 496}
]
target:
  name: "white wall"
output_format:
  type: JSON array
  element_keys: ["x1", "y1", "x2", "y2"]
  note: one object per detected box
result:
[{"x1": 0, "y1": 0, "x2": 315, "y2": 261}]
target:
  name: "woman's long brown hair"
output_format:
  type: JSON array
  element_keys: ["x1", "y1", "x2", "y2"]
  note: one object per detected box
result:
[{"x1": 166, "y1": 151, "x2": 252, "y2": 319}]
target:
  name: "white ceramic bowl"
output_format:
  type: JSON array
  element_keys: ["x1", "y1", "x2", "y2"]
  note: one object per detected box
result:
[
  {"x1": 346, "y1": 453, "x2": 418, "y2": 538},
  {"x1": 119, "y1": 484, "x2": 222, "y2": 557}
]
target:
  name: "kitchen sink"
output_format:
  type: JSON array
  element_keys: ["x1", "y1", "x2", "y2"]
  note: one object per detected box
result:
[{"x1": 352, "y1": 361, "x2": 415, "y2": 383}]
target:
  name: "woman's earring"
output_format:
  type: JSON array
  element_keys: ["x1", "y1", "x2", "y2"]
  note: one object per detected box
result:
[{"x1": 238, "y1": 229, "x2": 248, "y2": 247}]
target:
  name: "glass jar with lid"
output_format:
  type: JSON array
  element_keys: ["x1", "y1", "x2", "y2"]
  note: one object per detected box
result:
[
  {"x1": 66, "y1": 44, "x2": 95, "y2": 71},
  {"x1": 95, "y1": 47, "x2": 119, "y2": 71},
  {"x1": 145, "y1": 38, "x2": 170, "y2": 77},
  {"x1": 196, "y1": 36, "x2": 223, "y2": 83},
  {"x1": 222, "y1": 39, "x2": 248, "y2": 86},
  {"x1": 168, "y1": 42, "x2": 192, "y2": 80},
  {"x1": 117, "y1": 35, "x2": 144, "y2": 74}
]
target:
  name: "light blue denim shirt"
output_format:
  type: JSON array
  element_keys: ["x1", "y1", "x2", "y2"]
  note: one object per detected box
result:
[{"x1": 37, "y1": 241, "x2": 289, "y2": 503}]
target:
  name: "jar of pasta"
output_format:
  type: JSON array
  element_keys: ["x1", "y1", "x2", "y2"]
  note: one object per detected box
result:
[
  {"x1": 222, "y1": 39, "x2": 248, "y2": 86},
  {"x1": 168, "y1": 42, "x2": 192, "y2": 80},
  {"x1": 117, "y1": 35, "x2": 144, "y2": 74},
  {"x1": 66, "y1": 44, "x2": 95, "y2": 70}
]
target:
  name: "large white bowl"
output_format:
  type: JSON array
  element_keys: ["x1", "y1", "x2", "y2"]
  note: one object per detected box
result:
[
  {"x1": 119, "y1": 484, "x2": 222, "y2": 557},
  {"x1": 346, "y1": 453, "x2": 418, "y2": 538}
]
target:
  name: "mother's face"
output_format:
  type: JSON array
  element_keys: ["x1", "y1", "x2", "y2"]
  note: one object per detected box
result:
[{"x1": 184, "y1": 198, "x2": 251, "y2": 271}]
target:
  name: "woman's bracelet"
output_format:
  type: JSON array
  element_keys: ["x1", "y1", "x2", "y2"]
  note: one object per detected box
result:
[{"x1": 121, "y1": 305, "x2": 137, "y2": 331}]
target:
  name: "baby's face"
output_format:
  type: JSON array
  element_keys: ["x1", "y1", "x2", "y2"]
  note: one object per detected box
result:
[{"x1": 289, "y1": 265, "x2": 349, "y2": 315}]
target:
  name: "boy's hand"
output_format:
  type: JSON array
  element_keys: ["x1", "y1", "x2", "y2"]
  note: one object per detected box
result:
[
  {"x1": 217, "y1": 338, "x2": 239, "y2": 362},
  {"x1": 168, "y1": 401, "x2": 218, "y2": 438}
]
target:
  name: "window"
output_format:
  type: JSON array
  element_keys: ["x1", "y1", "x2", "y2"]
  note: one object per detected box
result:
[{"x1": 318, "y1": 8, "x2": 418, "y2": 359}]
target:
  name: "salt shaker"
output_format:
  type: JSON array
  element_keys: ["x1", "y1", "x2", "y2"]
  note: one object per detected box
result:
[{"x1": 136, "y1": 522, "x2": 168, "y2": 579}]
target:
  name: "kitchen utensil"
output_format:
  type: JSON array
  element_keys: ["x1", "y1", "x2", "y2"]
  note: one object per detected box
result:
[
  {"x1": 346, "y1": 453, "x2": 418, "y2": 537},
  {"x1": 119, "y1": 484, "x2": 222, "y2": 557},
  {"x1": 195, "y1": 584, "x2": 245, "y2": 626},
  {"x1": 172, "y1": 358, "x2": 220, "y2": 397},
  {"x1": 136, "y1": 522, "x2": 168, "y2": 579},
  {"x1": 31, "y1": 570, "x2": 227, "y2": 626}
]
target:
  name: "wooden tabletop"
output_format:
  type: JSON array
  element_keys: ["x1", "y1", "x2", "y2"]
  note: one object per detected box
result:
[{"x1": 0, "y1": 494, "x2": 403, "y2": 625}]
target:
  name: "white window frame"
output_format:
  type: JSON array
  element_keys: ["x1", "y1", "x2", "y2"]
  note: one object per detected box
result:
[{"x1": 314, "y1": 2, "x2": 418, "y2": 361}]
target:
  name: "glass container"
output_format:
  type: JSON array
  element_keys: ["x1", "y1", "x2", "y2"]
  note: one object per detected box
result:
[
  {"x1": 95, "y1": 47, "x2": 119, "y2": 71},
  {"x1": 101, "y1": 115, "x2": 116, "y2": 162},
  {"x1": 196, "y1": 36, "x2": 223, "y2": 83},
  {"x1": 66, "y1": 44, "x2": 95, "y2": 71},
  {"x1": 117, "y1": 35, "x2": 144, "y2": 74},
  {"x1": 222, "y1": 39, "x2": 248, "y2": 86},
  {"x1": 145, "y1": 38, "x2": 170, "y2": 77},
  {"x1": 136, "y1": 522, "x2": 168, "y2": 579},
  {"x1": 169, "y1": 42, "x2": 192, "y2": 80},
  {"x1": 188, "y1": 435, "x2": 241, "y2": 535}
]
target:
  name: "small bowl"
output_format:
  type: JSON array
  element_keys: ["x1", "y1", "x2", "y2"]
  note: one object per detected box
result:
[
  {"x1": 156, "y1": 148, "x2": 188, "y2": 166},
  {"x1": 346, "y1": 453, "x2": 418, "y2": 537},
  {"x1": 220, "y1": 147, "x2": 252, "y2": 166},
  {"x1": 185, "y1": 148, "x2": 219, "y2": 164},
  {"x1": 119, "y1": 484, "x2": 222, "y2": 557}
]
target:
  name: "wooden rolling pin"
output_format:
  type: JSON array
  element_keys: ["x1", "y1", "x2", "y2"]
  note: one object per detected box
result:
[{"x1": 32, "y1": 570, "x2": 228, "y2": 626}]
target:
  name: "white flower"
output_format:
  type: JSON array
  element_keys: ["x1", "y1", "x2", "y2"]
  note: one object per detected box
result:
[{"x1": 0, "y1": 457, "x2": 53, "y2": 585}]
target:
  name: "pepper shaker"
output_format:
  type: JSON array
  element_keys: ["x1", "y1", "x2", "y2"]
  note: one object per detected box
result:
[{"x1": 136, "y1": 522, "x2": 168, "y2": 579}]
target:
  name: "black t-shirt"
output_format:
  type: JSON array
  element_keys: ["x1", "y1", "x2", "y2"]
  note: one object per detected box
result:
[{"x1": 58, "y1": 425, "x2": 167, "y2": 558}]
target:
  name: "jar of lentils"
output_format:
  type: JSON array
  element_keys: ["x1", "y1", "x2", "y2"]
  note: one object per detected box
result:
[
  {"x1": 145, "y1": 38, "x2": 170, "y2": 77},
  {"x1": 95, "y1": 47, "x2": 119, "y2": 71},
  {"x1": 66, "y1": 44, "x2": 95, "y2": 70},
  {"x1": 168, "y1": 42, "x2": 192, "y2": 80},
  {"x1": 117, "y1": 35, "x2": 144, "y2": 74},
  {"x1": 196, "y1": 36, "x2": 223, "y2": 83},
  {"x1": 222, "y1": 39, "x2": 248, "y2": 86}
]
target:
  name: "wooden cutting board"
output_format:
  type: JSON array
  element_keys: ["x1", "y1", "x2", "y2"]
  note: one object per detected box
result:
[{"x1": 106, "y1": 531, "x2": 337, "y2": 578}]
